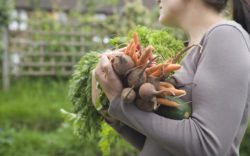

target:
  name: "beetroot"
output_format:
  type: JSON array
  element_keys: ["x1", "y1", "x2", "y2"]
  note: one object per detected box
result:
[
  {"x1": 139, "y1": 83, "x2": 163, "y2": 101},
  {"x1": 135, "y1": 97, "x2": 158, "y2": 112},
  {"x1": 121, "y1": 88, "x2": 136, "y2": 103},
  {"x1": 112, "y1": 54, "x2": 135, "y2": 76}
]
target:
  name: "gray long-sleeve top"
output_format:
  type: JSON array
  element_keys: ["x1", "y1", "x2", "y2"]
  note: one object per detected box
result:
[{"x1": 106, "y1": 20, "x2": 250, "y2": 156}]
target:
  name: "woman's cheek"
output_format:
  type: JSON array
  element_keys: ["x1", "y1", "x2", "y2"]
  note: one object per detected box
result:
[{"x1": 159, "y1": 0, "x2": 185, "y2": 26}]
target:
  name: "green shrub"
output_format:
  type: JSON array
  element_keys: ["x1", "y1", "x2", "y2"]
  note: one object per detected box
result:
[
  {"x1": 0, "y1": 126, "x2": 99, "y2": 156},
  {"x1": 240, "y1": 122, "x2": 250, "y2": 156}
]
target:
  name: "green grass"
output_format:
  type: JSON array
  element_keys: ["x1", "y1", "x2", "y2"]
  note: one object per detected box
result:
[
  {"x1": 0, "y1": 78, "x2": 100, "y2": 156},
  {"x1": 0, "y1": 126, "x2": 100, "y2": 156},
  {"x1": 0, "y1": 78, "x2": 249, "y2": 156},
  {"x1": 0, "y1": 78, "x2": 70, "y2": 131}
]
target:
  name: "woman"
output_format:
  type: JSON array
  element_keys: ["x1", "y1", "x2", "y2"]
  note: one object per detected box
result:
[{"x1": 93, "y1": 0, "x2": 250, "y2": 155}]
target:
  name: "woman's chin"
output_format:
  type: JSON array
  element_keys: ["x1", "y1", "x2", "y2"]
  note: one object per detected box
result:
[
  {"x1": 159, "y1": 16, "x2": 169, "y2": 26},
  {"x1": 159, "y1": 16, "x2": 165, "y2": 24},
  {"x1": 159, "y1": 16, "x2": 176, "y2": 27}
]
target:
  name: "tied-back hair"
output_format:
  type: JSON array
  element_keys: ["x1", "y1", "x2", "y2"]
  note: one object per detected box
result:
[
  {"x1": 203, "y1": 0, "x2": 250, "y2": 34},
  {"x1": 233, "y1": 0, "x2": 250, "y2": 34}
]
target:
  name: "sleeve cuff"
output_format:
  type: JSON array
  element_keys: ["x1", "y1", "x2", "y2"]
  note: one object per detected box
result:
[{"x1": 108, "y1": 94, "x2": 123, "y2": 118}]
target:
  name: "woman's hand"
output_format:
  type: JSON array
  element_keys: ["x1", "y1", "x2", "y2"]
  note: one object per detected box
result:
[
  {"x1": 91, "y1": 48, "x2": 125, "y2": 105},
  {"x1": 92, "y1": 54, "x2": 123, "y2": 124},
  {"x1": 94, "y1": 55, "x2": 123, "y2": 102}
]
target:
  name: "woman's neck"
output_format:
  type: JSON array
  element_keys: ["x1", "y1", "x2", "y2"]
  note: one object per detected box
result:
[{"x1": 179, "y1": 4, "x2": 225, "y2": 47}]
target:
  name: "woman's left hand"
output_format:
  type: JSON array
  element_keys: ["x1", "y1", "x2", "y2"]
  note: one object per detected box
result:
[{"x1": 94, "y1": 55, "x2": 123, "y2": 102}]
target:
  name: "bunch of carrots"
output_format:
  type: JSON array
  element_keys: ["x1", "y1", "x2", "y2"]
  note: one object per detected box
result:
[{"x1": 108, "y1": 32, "x2": 188, "y2": 111}]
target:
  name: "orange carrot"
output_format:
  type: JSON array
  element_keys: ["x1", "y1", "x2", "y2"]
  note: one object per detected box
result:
[
  {"x1": 159, "y1": 82, "x2": 175, "y2": 88},
  {"x1": 133, "y1": 31, "x2": 141, "y2": 51},
  {"x1": 151, "y1": 64, "x2": 181, "y2": 77},
  {"x1": 133, "y1": 32, "x2": 139, "y2": 46},
  {"x1": 157, "y1": 98, "x2": 180, "y2": 108},
  {"x1": 159, "y1": 86, "x2": 186, "y2": 96},
  {"x1": 172, "y1": 89, "x2": 186, "y2": 96},
  {"x1": 146, "y1": 63, "x2": 168, "y2": 75},
  {"x1": 132, "y1": 52, "x2": 139, "y2": 65},
  {"x1": 124, "y1": 41, "x2": 134, "y2": 55},
  {"x1": 158, "y1": 87, "x2": 176, "y2": 96},
  {"x1": 138, "y1": 46, "x2": 153, "y2": 65},
  {"x1": 128, "y1": 42, "x2": 136, "y2": 58}
]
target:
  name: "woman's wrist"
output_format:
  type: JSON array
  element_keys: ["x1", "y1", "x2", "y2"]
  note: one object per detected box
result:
[{"x1": 100, "y1": 109, "x2": 120, "y2": 125}]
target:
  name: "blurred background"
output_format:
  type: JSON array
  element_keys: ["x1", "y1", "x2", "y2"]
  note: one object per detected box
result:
[{"x1": 0, "y1": 0, "x2": 249, "y2": 156}]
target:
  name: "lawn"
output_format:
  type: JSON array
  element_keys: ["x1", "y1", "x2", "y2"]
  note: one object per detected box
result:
[
  {"x1": 0, "y1": 78, "x2": 249, "y2": 156},
  {"x1": 0, "y1": 78, "x2": 100, "y2": 156}
]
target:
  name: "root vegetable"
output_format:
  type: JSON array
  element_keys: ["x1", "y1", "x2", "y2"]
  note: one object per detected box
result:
[
  {"x1": 146, "y1": 63, "x2": 168, "y2": 75},
  {"x1": 126, "y1": 67, "x2": 147, "y2": 88},
  {"x1": 129, "y1": 43, "x2": 136, "y2": 58},
  {"x1": 124, "y1": 41, "x2": 134, "y2": 55},
  {"x1": 151, "y1": 64, "x2": 181, "y2": 77},
  {"x1": 139, "y1": 83, "x2": 163, "y2": 100},
  {"x1": 125, "y1": 57, "x2": 158, "y2": 88},
  {"x1": 121, "y1": 88, "x2": 136, "y2": 103},
  {"x1": 157, "y1": 98, "x2": 180, "y2": 108},
  {"x1": 133, "y1": 32, "x2": 140, "y2": 51},
  {"x1": 159, "y1": 82, "x2": 175, "y2": 88},
  {"x1": 159, "y1": 86, "x2": 186, "y2": 96},
  {"x1": 138, "y1": 46, "x2": 153, "y2": 66},
  {"x1": 112, "y1": 54, "x2": 135, "y2": 76},
  {"x1": 135, "y1": 97, "x2": 158, "y2": 112},
  {"x1": 132, "y1": 52, "x2": 139, "y2": 65}
]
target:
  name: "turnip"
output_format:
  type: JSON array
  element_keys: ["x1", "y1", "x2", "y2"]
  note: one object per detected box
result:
[
  {"x1": 126, "y1": 67, "x2": 147, "y2": 88},
  {"x1": 125, "y1": 57, "x2": 158, "y2": 88},
  {"x1": 138, "y1": 83, "x2": 163, "y2": 101},
  {"x1": 135, "y1": 97, "x2": 158, "y2": 112},
  {"x1": 112, "y1": 54, "x2": 135, "y2": 76},
  {"x1": 121, "y1": 88, "x2": 136, "y2": 103}
]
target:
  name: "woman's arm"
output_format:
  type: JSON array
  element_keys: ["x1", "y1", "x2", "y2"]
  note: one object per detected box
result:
[{"x1": 108, "y1": 25, "x2": 250, "y2": 156}]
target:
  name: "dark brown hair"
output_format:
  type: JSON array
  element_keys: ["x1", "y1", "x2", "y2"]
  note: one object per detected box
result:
[{"x1": 203, "y1": 0, "x2": 250, "y2": 34}]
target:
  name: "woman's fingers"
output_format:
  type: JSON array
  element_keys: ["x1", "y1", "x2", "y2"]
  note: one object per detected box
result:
[
  {"x1": 100, "y1": 55, "x2": 111, "y2": 76},
  {"x1": 95, "y1": 55, "x2": 111, "y2": 80},
  {"x1": 94, "y1": 55, "x2": 123, "y2": 102}
]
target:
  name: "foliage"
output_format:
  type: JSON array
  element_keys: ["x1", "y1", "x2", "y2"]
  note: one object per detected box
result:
[
  {"x1": 240, "y1": 122, "x2": 250, "y2": 156},
  {"x1": 0, "y1": 0, "x2": 14, "y2": 61},
  {"x1": 98, "y1": 122, "x2": 138, "y2": 156},
  {"x1": 110, "y1": 26, "x2": 184, "y2": 60},
  {"x1": 68, "y1": 52, "x2": 106, "y2": 136},
  {"x1": 0, "y1": 76, "x2": 249, "y2": 156},
  {"x1": 0, "y1": 126, "x2": 99, "y2": 156},
  {"x1": 101, "y1": 0, "x2": 154, "y2": 36},
  {"x1": 79, "y1": 0, "x2": 119, "y2": 11},
  {"x1": 0, "y1": 0, "x2": 14, "y2": 28},
  {"x1": 0, "y1": 78, "x2": 70, "y2": 131},
  {"x1": 0, "y1": 79, "x2": 98, "y2": 156}
]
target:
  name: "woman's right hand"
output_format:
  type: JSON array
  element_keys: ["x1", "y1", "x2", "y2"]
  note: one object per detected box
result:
[{"x1": 91, "y1": 60, "x2": 120, "y2": 124}]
